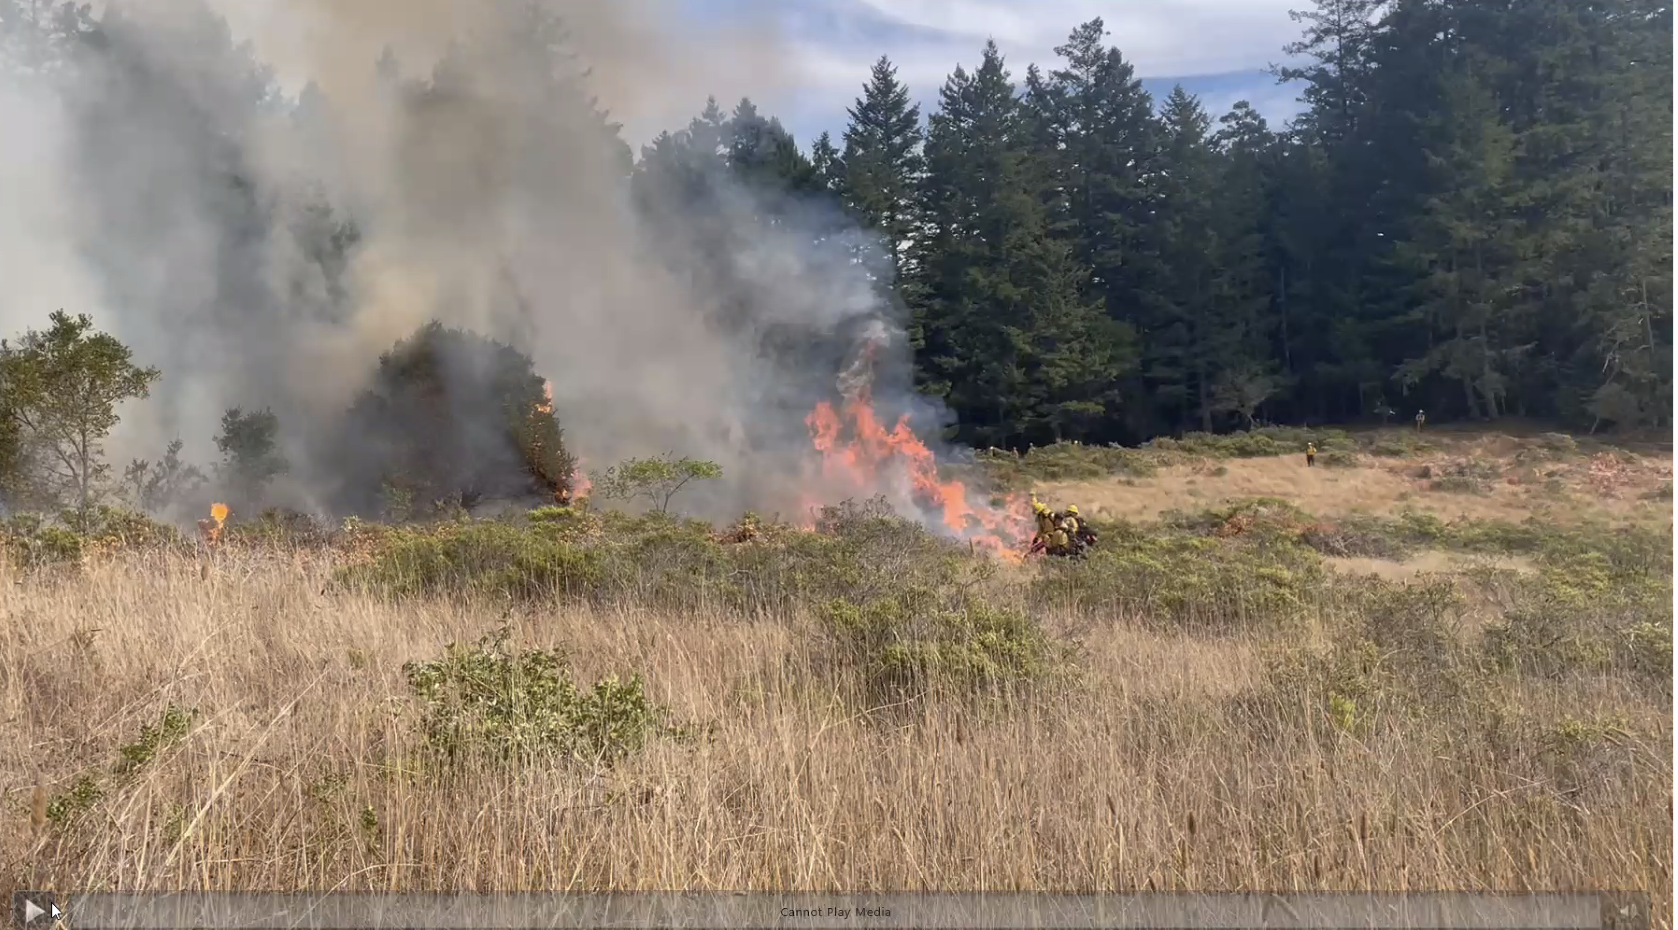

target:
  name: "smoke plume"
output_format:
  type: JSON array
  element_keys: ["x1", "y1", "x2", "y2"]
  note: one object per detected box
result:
[{"x1": 0, "y1": 0, "x2": 1004, "y2": 535}]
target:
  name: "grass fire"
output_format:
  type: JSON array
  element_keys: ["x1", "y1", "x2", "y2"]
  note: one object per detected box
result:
[{"x1": 0, "y1": 0, "x2": 1668, "y2": 918}]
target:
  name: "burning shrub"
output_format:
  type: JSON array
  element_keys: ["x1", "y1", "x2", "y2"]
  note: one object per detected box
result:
[
  {"x1": 335, "y1": 322, "x2": 576, "y2": 516},
  {"x1": 403, "y1": 627, "x2": 683, "y2": 767}
]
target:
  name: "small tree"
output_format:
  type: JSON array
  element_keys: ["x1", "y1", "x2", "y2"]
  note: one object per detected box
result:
[
  {"x1": 215, "y1": 407, "x2": 288, "y2": 504},
  {"x1": 596, "y1": 453, "x2": 722, "y2": 515},
  {"x1": 124, "y1": 439, "x2": 206, "y2": 512},
  {"x1": 1209, "y1": 364, "x2": 1279, "y2": 429},
  {"x1": 0, "y1": 311, "x2": 160, "y2": 513},
  {"x1": 0, "y1": 396, "x2": 21, "y2": 506}
]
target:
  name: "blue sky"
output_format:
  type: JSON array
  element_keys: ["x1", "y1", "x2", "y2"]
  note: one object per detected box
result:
[{"x1": 679, "y1": 0, "x2": 1310, "y2": 147}]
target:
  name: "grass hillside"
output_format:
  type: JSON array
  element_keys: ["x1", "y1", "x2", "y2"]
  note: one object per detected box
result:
[{"x1": 1, "y1": 428, "x2": 1670, "y2": 917}]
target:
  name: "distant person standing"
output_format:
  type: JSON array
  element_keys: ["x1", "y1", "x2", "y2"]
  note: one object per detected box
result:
[
  {"x1": 1305, "y1": 442, "x2": 1317, "y2": 468},
  {"x1": 1415, "y1": 409, "x2": 1427, "y2": 432}
]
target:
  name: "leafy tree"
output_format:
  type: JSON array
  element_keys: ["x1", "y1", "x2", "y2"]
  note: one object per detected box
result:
[
  {"x1": 215, "y1": 407, "x2": 288, "y2": 504},
  {"x1": 124, "y1": 439, "x2": 206, "y2": 513},
  {"x1": 595, "y1": 454, "x2": 722, "y2": 515},
  {"x1": 0, "y1": 395, "x2": 20, "y2": 504},
  {"x1": 0, "y1": 311, "x2": 160, "y2": 513}
]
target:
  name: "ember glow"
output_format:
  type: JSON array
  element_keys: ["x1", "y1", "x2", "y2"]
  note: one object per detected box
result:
[{"x1": 803, "y1": 326, "x2": 1033, "y2": 561}]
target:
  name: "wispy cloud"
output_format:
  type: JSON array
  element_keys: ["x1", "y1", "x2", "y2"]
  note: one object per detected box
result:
[{"x1": 688, "y1": 0, "x2": 1309, "y2": 146}]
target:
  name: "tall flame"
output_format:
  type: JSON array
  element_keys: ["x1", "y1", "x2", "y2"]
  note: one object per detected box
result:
[
  {"x1": 804, "y1": 326, "x2": 1031, "y2": 561},
  {"x1": 536, "y1": 379, "x2": 591, "y2": 504}
]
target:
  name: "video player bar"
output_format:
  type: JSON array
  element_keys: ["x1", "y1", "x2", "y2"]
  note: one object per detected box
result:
[{"x1": 25, "y1": 891, "x2": 1650, "y2": 930}]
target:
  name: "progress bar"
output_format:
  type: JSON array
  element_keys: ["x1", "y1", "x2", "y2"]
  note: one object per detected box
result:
[{"x1": 25, "y1": 891, "x2": 1651, "y2": 930}]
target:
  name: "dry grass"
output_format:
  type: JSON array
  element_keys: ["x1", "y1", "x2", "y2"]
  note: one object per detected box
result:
[
  {"x1": 0, "y1": 429, "x2": 1669, "y2": 912},
  {"x1": 1036, "y1": 433, "x2": 1673, "y2": 526},
  {"x1": 1325, "y1": 552, "x2": 1539, "y2": 582},
  {"x1": 1, "y1": 548, "x2": 1669, "y2": 908}
]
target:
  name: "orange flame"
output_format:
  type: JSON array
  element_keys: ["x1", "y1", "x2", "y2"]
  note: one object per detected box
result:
[
  {"x1": 571, "y1": 458, "x2": 592, "y2": 501},
  {"x1": 803, "y1": 337, "x2": 1031, "y2": 561},
  {"x1": 537, "y1": 380, "x2": 555, "y2": 415},
  {"x1": 200, "y1": 502, "x2": 228, "y2": 546}
]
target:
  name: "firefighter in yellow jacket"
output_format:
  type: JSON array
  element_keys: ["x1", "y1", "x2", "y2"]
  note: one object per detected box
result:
[
  {"x1": 1030, "y1": 500, "x2": 1071, "y2": 556},
  {"x1": 1062, "y1": 504, "x2": 1097, "y2": 555}
]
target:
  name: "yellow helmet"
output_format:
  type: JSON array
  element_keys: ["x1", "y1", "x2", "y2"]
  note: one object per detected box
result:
[
  {"x1": 1065, "y1": 505, "x2": 1079, "y2": 516},
  {"x1": 1032, "y1": 501, "x2": 1048, "y2": 515}
]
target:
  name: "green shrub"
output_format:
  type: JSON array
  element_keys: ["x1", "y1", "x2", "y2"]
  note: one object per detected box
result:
[
  {"x1": 403, "y1": 628, "x2": 681, "y2": 767},
  {"x1": 2, "y1": 513, "x2": 83, "y2": 567},
  {"x1": 1036, "y1": 526, "x2": 1324, "y2": 630},
  {"x1": 973, "y1": 442, "x2": 1155, "y2": 489},
  {"x1": 45, "y1": 702, "x2": 196, "y2": 826},
  {"x1": 340, "y1": 520, "x2": 601, "y2": 600},
  {"x1": 115, "y1": 704, "x2": 196, "y2": 775},
  {"x1": 1318, "y1": 449, "x2": 1358, "y2": 468},
  {"x1": 1479, "y1": 562, "x2": 1671, "y2": 687},
  {"x1": 1429, "y1": 475, "x2": 1488, "y2": 494},
  {"x1": 815, "y1": 589, "x2": 1063, "y2": 703},
  {"x1": 1145, "y1": 426, "x2": 1351, "y2": 460},
  {"x1": 222, "y1": 507, "x2": 333, "y2": 549},
  {"x1": 68, "y1": 505, "x2": 184, "y2": 549}
]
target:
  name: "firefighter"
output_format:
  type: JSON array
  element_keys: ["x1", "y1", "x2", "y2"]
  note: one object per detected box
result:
[
  {"x1": 1063, "y1": 504, "x2": 1098, "y2": 555},
  {"x1": 1415, "y1": 409, "x2": 1427, "y2": 432},
  {"x1": 1305, "y1": 442, "x2": 1317, "y2": 468},
  {"x1": 1030, "y1": 500, "x2": 1070, "y2": 557}
]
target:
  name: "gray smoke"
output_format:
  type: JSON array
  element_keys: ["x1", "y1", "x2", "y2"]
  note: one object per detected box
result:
[{"x1": 0, "y1": 0, "x2": 945, "y2": 523}]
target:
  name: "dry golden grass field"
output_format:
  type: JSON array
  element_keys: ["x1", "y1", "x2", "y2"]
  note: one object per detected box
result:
[{"x1": 1, "y1": 428, "x2": 1671, "y2": 919}]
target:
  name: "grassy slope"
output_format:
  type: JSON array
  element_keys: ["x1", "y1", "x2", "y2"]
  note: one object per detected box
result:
[{"x1": 0, "y1": 428, "x2": 1670, "y2": 913}]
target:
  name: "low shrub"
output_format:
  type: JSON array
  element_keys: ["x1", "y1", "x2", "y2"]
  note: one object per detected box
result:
[
  {"x1": 340, "y1": 520, "x2": 602, "y2": 600},
  {"x1": 1429, "y1": 475, "x2": 1488, "y2": 494},
  {"x1": 814, "y1": 588, "x2": 1065, "y2": 704},
  {"x1": 1478, "y1": 562, "x2": 1672, "y2": 688},
  {"x1": 3, "y1": 513, "x2": 85, "y2": 568},
  {"x1": 1144, "y1": 426, "x2": 1353, "y2": 459},
  {"x1": 402, "y1": 628, "x2": 684, "y2": 767},
  {"x1": 1318, "y1": 449, "x2": 1359, "y2": 468},
  {"x1": 46, "y1": 703, "x2": 196, "y2": 826},
  {"x1": 974, "y1": 442, "x2": 1155, "y2": 489},
  {"x1": 1035, "y1": 526, "x2": 1325, "y2": 630}
]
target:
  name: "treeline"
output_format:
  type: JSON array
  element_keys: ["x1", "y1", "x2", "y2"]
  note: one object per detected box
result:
[
  {"x1": 1, "y1": 0, "x2": 1671, "y2": 463},
  {"x1": 640, "y1": 1, "x2": 1673, "y2": 446}
]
